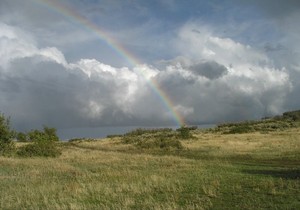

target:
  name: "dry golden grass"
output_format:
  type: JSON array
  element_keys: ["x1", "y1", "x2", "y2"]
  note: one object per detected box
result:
[
  {"x1": 184, "y1": 127, "x2": 300, "y2": 159},
  {"x1": 1, "y1": 127, "x2": 299, "y2": 209}
]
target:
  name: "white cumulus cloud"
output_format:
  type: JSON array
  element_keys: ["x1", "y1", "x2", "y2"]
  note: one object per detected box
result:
[{"x1": 0, "y1": 22, "x2": 295, "y2": 131}]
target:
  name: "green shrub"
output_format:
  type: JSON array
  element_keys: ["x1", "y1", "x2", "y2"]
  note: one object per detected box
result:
[
  {"x1": 16, "y1": 132, "x2": 28, "y2": 142},
  {"x1": 17, "y1": 126, "x2": 61, "y2": 157},
  {"x1": 68, "y1": 138, "x2": 86, "y2": 143},
  {"x1": 28, "y1": 126, "x2": 59, "y2": 142},
  {"x1": 0, "y1": 113, "x2": 15, "y2": 156},
  {"x1": 121, "y1": 127, "x2": 183, "y2": 150},
  {"x1": 177, "y1": 126, "x2": 193, "y2": 139},
  {"x1": 283, "y1": 110, "x2": 300, "y2": 121},
  {"x1": 158, "y1": 138, "x2": 183, "y2": 150},
  {"x1": 125, "y1": 128, "x2": 147, "y2": 136},
  {"x1": 0, "y1": 141, "x2": 15, "y2": 156},
  {"x1": 17, "y1": 141, "x2": 61, "y2": 157},
  {"x1": 224, "y1": 125, "x2": 254, "y2": 134},
  {"x1": 43, "y1": 126, "x2": 59, "y2": 141},
  {"x1": 122, "y1": 128, "x2": 176, "y2": 144},
  {"x1": 124, "y1": 128, "x2": 173, "y2": 137}
]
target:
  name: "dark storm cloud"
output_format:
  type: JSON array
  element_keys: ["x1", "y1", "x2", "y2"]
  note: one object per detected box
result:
[
  {"x1": 264, "y1": 43, "x2": 286, "y2": 52},
  {"x1": 1, "y1": 59, "x2": 123, "y2": 130},
  {"x1": 189, "y1": 61, "x2": 228, "y2": 80},
  {"x1": 246, "y1": 0, "x2": 300, "y2": 17},
  {"x1": 1, "y1": 58, "x2": 85, "y2": 130}
]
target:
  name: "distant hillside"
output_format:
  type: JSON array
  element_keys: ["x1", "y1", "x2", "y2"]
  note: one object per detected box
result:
[
  {"x1": 213, "y1": 109, "x2": 300, "y2": 134},
  {"x1": 281, "y1": 110, "x2": 300, "y2": 121}
]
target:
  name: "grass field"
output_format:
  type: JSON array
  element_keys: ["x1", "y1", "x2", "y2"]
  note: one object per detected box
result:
[{"x1": 1, "y1": 126, "x2": 300, "y2": 209}]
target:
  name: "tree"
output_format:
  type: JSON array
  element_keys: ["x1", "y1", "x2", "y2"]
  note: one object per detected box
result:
[
  {"x1": 27, "y1": 126, "x2": 59, "y2": 142},
  {"x1": 43, "y1": 126, "x2": 59, "y2": 141},
  {"x1": 0, "y1": 113, "x2": 15, "y2": 155}
]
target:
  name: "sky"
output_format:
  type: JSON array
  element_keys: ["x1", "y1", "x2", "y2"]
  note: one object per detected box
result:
[{"x1": 0, "y1": 0, "x2": 300, "y2": 133}]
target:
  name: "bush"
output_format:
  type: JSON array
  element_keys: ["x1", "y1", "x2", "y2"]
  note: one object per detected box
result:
[
  {"x1": 0, "y1": 113, "x2": 15, "y2": 156},
  {"x1": 17, "y1": 126, "x2": 61, "y2": 157},
  {"x1": 0, "y1": 141, "x2": 15, "y2": 156},
  {"x1": 224, "y1": 125, "x2": 254, "y2": 134},
  {"x1": 17, "y1": 141, "x2": 61, "y2": 157},
  {"x1": 16, "y1": 132, "x2": 28, "y2": 142},
  {"x1": 177, "y1": 126, "x2": 193, "y2": 139},
  {"x1": 43, "y1": 126, "x2": 59, "y2": 141},
  {"x1": 283, "y1": 110, "x2": 300, "y2": 121},
  {"x1": 124, "y1": 128, "x2": 173, "y2": 137},
  {"x1": 28, "y1": 126, "x2": 59, "y2": 142},
  {"x1": 121, "y1": 127, "x2": 183, "y2": 150}
]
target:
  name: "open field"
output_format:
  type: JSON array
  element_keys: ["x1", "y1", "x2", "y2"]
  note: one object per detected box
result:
[{"x1": 1, "y1": 127, "x2": 300, "y2": 209}]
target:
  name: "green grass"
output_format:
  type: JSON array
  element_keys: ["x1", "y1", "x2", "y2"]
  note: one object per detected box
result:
[{"x1": 1, "y1": 125, "x2": 300, "y2": 209}]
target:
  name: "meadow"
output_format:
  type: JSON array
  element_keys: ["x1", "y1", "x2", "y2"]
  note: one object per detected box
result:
[{"x1": 0, "y1": 116, "x2": 300, "y2": 209}]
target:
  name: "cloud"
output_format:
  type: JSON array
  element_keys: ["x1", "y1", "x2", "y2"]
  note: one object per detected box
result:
[
  {"x1": 238, "y1": 0, "x2": 300, "y2": 76},
  {"x1": 189, "y1": 61, "x2": 228, "y2": 80},
  {"x1": 0, "y1": 21, "x2": 295, "y2": 132},
  {"x1": 0, "y1": 23, "x2": 187, "y2": 130},
  {"x1": 242, "y1": 0, "x2": 300, "y2": 18},
  {"x1": 164, "y1": 22, "x2": 292, "y2": 120}
]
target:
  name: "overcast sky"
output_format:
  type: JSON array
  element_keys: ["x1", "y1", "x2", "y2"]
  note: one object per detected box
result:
[{"x1": 1, "y1": 0, "x2": 300, "y2": 131}]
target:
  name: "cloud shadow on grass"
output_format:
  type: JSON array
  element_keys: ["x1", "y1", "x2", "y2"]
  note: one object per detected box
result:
[{"x1": 242, "y1": 168, "x2": 300, "y2": 180}]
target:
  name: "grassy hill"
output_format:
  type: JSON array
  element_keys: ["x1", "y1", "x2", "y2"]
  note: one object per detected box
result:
[
  {"x1": 0, "y1": 111, "x2": 300, "y2": 209},
  {"x1": 213, "y1": 110, "x2": 300, "y2": 134}
]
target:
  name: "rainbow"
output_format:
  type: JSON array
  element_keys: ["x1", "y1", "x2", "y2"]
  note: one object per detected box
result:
[{"x1": 31, "y1": 0, "x2": 185, "y2": 126}]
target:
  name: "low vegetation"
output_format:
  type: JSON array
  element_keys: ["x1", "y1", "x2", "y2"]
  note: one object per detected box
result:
[
  {"x1": 17, "y1": 127, "x2": 61, "y2": 157},
  {"x1": 0, "y1": 110, "x2": 300, "y2": 209},
  {"x1": 213, "y1": 110, "x2": 300, "y2": 134},
  {"x1": 121, "y1": 128, "x2": 182, "y2": 150},
  {"x1": 0, "y1": 113, "x2": 15, "y2": 156},
  {"x1": 0, "y1": 113, "x2": 61, "y2": 157}
]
